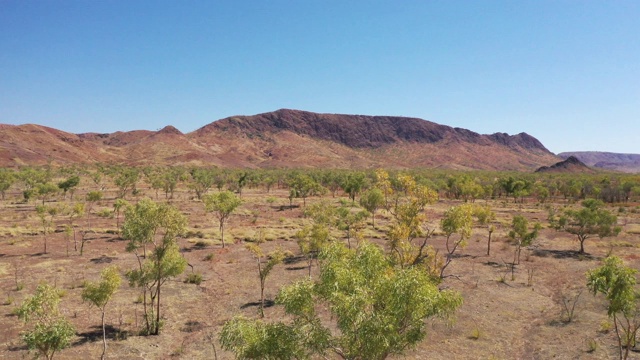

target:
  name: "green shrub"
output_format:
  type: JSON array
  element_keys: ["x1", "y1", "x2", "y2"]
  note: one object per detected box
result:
[{"x1": 184, "y1": 273, "x2": 203, "y2": 285}]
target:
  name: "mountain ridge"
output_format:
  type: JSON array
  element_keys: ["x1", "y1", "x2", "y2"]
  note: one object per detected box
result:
[
  {"x1": 559, "y1": 151, "x2": 640, "y2": 173},
  {"x1": 0, "y1": 109, "x2": 559, "y2": 170}
]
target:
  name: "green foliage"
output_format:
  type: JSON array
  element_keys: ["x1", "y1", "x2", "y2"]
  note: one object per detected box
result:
[
  {"x1": 184, "y1": 272, "x2": 203, "y2": 285},
  {"x1": 16, "y1": 283, "x2": 75, "y2": 360},
  {"x1": 82, "y1": 266, "x2": 121, "y2": 360},
  {"x1": 473, "y1": 204, "x2": 496, "y2": 255},
  {"x1": 289, "y1": 173, "x2": 324, "y2": 207},
  {"x1": 86, "y1": 190, "x2": 103, "y2": 203},
  {"x1": 57, "y1": 175, "x2": 80, "y2": 199},
  {"x1": 335, "y1": 205, "x2": 368, "y2": 249},
  {"x1": 82, "y1": 265, "x2": 121, "y2": 309},
  {"x1": 341, "y1": 172, "x2": 367, "y2": 203},
  {"x1": 508, "y1": 215, "x2": 541, "y2": 265},
  {"x1": 556, "y1": 199, "x2": 621, "y2": 253},
  {"x1": 439, "y1": 204, "x2": 474, "y2": 278},
  {"x1": 222, "y1": 242, "x2": 462, "y2": 360},
  {"x1": 386, "y1": 177, "x2": 438, "y2": 272},
  {"x1": 359, "y1": 188, "x2": 384, "y2": 228},
  {"x1": 189, "y1": 168, "x2": 217, "y2": 199},
  {"x1": 114, "y1": 167, "x2": 139, "y2": 199},
  {"x1": 113, "y1": 198, "x2": 129, "y2": 230},
  {"x1": 587, "y1": 256, "x2": 640, "y2": 359},
  {"x1": 0, "y1": 168, "x2": 16, "y2": 200},
  {"x1": 203, "y1": 190, "x2": 242, "y2": 248},
  {"x1": 246, "y1": 242, "x2": 287, "y2": 317},
  {"x1": 295, "y1": 223, "x2": 331, "y2": 277},
  {"x1": 36, "y1": 182, "x2": 58, "y2": 205},
  {"x1": 122, "y1": 198, "x2": 187, "y2": 335},
  {"x1": 36, "y1": 204, "x2": 62, "y2": 254},
  {"x1": 220, "y1": 316, "x2": 315, "y2": 360}
]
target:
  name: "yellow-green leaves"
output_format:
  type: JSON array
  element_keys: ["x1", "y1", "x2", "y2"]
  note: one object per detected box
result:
[
  {"x1": 16, "y1": 283, "x2": 75, "y2": 360},
  {"x1": 82, "y1": 266, "x2": 121, "y2": 309},
  {"x1": 203, "y1": 190, "x2": 241, "y2": 248}
]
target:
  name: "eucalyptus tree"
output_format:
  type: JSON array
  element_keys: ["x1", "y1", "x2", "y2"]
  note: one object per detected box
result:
[
  {"x1": 36, "y1": 182, "x2": 59, "y2": 205},
  {"x1": 508, "y1": 215, "x2": 541, "y2": 265},
  {"x1": 335, "y1": 205, "x2": 368, "y2": 249},
  {"x1": 359, "y1": 188, "x2": 384, "y2": 228},
  {"x1": 220, "y1": 241, "x2": 462, "y2": 360},
  {"x1": 289, "y1": 173, "x2": 324, "y2": 207},
  {"x1": 113, "y1": 167, "x2": 139, "y2": 199},
  {"x1": 36, "y1": 204, "x2": 62, "y2": 254},
  {"x1": 122, "y1": 198, "x2": 187, "y2": 335},
  {"x1": 203, "y1": 190, "x2": 242, "y2": 248},
  {"x1": 587, "y1": 256, "x2": 640, "y2": 360},
  {"x1": 387, "y1": 176, "x2": 438, "y2": 271},
  {"x1": 80, "y1": 191, "x2": 103, "y2": 255},
  {"x1": 57, "y1": 175, "x2": 80, "y2": 200},
  {"x1": 0, "y1": 168, "x2": 16, "y2": 200},
  {"x1": 473, "y1": 204, "x2": 496, "y2": 256},
  {"x1": 341, "y1": 171, "x2": 367, "y2": 203},
  {"x1": 439, "y1": 204, "x2": 474, "y2": 278},
  {"x1": 551, "y1": 199, "x2": 621, "y2": 253},
  {"x1": 246, "y1": 240, "x2": 287, "y2": 318},
  {"x1": 16, "y1": 283, "x2": 75, "y2": 360},
  {"x1": 82, "y1": 265, "x2": 122, "y2": 360},
  {"x1": 189, "y1": 167, "x2": 216, "y2": 200}
]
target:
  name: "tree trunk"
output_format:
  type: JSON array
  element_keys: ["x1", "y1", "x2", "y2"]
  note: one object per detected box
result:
[
  {"x1": 487, "y1": 231, "x2": 493, "y2": 256},
  {"x1": 155, "y1": 283, "x2": 161, "y2": 335},
  {"x1": 101, "y1": 308, "x2": 107, "y2": 360},
  {"x1": 220, "y1": 222, "x2": 225, "y2": 248}
]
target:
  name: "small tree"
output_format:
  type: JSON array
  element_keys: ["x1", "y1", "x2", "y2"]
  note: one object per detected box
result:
[
  {"x1": 36, "y1": 182, "x2": 58, "y2": 205},
  {"x1": 189, "y1": 168, "x2": 216, "y2": 200},
  {"x1": 295, "y1": 223, "x2": 331, "y2": 278},
  {"x1": 246, "y1": 239, "x2": 287, "y2": 318},
  {"x1": 341, "y1": 171, "x2": 366, "y2": 204},
  {"x1": 359, "y1": 188, "x2": 384, "y2": 229},
  {"x1": 473, "y1": 205, "x2": 496, "y2": 256},
  {"x1": 221, "y1": 241, "x2": 462, "y2": 360},
  {"x1": 82, "y1": 265, "x2": 122, "y2": 360},
  {"x1": 65, "y1": 202, "x2": 84, "y2": 252},
  {"x1": 335, "y1": 205, "x2": 368, "y2": 249},
  {"x1": 203, "y1": 191, "x2": 241, "y2": 248},
  {"x1": 113, "y1": 198, "x2": 129, "y2": 232},
  {"x1": 0, "y1": 168, "x2": 16, "y2": 200},
  {"x1": 15, "y1": 283, "x2": 76, "y2": 360},
  {"x1": 57, "y1": 175, "x2": 80, "y2": 200},
  {"x1": 36, "y1": 204, "x2": 61, "y2": 254},
  {"x1": 122, "y1": 199, "x2": 187, "y2": 335},
  {"x1": 587, "y1": 256, "x2": 640, "y2": 360},
  {"x1": 79, "y1": 191, "x2": 102, "y2": 256},
  {"x1": 439, "y1": 204, "x2": 474, "y2": 278},
  {"x1": 508, "y1": 215, "x2": 541, "y2": 265},
  {"x1": 114, "y1": 167, "x2": 139, "y2": 199},
  {"x1": 289, "y1": 173, "x2": 324, "y2": 207},
  {"x1": 553, "y1": 199, "x2": 621, "y2": 253}
]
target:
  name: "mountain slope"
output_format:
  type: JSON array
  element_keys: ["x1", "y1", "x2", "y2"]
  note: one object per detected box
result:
[
  {"x1": 559, "y1": 151, "x2": 640, "y2": 173},
  {"x1": 535, "y1": 156, "x2": 594, "y2": 173},
  {"x1": 0, "y1": 109, "x2": 560, "y2": 170}
]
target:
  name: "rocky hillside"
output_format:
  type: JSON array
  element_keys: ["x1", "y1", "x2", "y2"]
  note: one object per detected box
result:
[
  {"x1": 0, "y1": 109, "x2": 560, "y2": 170},
  {"x1": 559, "y1": 151, "x2": 640, "y2": 173},
  {"x1": 535, "y1": 156, "x2": 594, "y2": 173}
]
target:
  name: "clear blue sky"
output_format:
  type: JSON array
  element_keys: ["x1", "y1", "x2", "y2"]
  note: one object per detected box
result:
[{"x1": 1, "y1": 1, "x2": 638, "y2": 154}]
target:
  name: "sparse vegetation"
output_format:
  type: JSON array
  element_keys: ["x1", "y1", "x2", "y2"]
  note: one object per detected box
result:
[{"x1": 0, "y1": 166, "x2": 639, "y2": 359}]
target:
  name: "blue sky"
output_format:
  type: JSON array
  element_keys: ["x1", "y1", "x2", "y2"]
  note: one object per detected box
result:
[{"x1": 1, "y1": 1, "x2": 638, "y2": 154}]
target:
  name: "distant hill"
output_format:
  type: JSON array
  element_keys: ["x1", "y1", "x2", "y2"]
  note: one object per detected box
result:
[
  {"x1": 535, "y1": 156, "x2": 594, "y2": 174},
  {"x1": 0, "y1": 109, "x2": 560, "y2": 170},
  {"x1": 559, "y1": 152, "x2": 640, "y2": 173}
]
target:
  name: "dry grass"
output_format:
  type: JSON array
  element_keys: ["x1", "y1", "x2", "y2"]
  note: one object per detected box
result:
[{"x1": 0, "y1": 185, "x2": 638, "y2": 359}]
